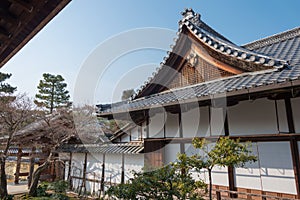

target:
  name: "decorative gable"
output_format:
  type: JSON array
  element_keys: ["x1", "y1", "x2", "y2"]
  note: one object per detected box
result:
[{"x1": 132, "y1": 8, "x2": 289, "y2": 99}]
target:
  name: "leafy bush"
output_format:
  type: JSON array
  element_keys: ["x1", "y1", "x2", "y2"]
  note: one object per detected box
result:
[
  {"x1": 47, "y1": 180, "x2": 68, "y2": 193},
  {"x1": 36, "y1": 182, "x2": 50, "y2": 197}
]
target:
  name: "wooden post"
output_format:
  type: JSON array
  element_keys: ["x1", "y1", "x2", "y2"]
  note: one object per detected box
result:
[
  {"x1": 14, "y1": 147, "x2": 22, "y2": 184},
  {"x1": 28, "y1": 147, "x2": 35, "y2": 188},
  {"x1": 80, "y1": 152, "x2": 88, "y2": 196},
  {"x1": 290, "y1": 138, "x2": 300, "y2": 198},
  {"x1": 228, "y1": 166, "x2": 237, "y2": 198},
  {"x1": 68, "y1": 152, "x2": 73, "y2": 189},
  {"x1": 100, "y1": 154, "x2": 105, "y2": 195},
  {"x1": 285, "y1": 97, "x2": 295, "y2": 133},
  {"x1": 121, "y1": 154, "x2": 125, "y2": 184}
]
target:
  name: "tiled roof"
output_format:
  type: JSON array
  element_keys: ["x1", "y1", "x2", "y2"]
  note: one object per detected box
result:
[
  {"x1": 96, "y1": 9, "x2": 300, "y2": 116},
  {"x1": 131, "y1": 8, "x2": 289, "y2": 100},
  {"x1": 56, "y1": 142, "x2": 144, "y2": 154}
]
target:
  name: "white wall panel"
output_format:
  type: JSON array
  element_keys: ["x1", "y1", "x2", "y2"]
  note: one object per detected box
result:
[
  {"x1": 121, "y1": 134, "x2": 130, "y2": 142},
  {"x1": 131, "y1": 127, "x2": 140, "y2": 141},
  {"x1": 210, "y1": 107, "x2": 225, "y2": 136},
  {"x1": 142, "y1": 122, "x2": 147, "y2": 139},
  {"x1": 276, "y1": 100, "x2": 289, "y2": 133},
  {"x1": 149, "y1": 112, "x2": 165, "y2": 138},
  {"x1": 291, "y1": 97, "x2": 300, "y2": 133},
  {"x1": 164, "y1": 143, "x2": 180, "y2": 165},
  {"x1": 258, "y1": 142, "x2": 296, "y2": 194},
  {"x1": 165, "y1": 113, "x2": 180, "y2": 138},
  {"x1": 105, "y1": 154, "x2": 122, "y2": 184},
  {"x1": 124, "y1": 154, "x2": 144, "y2": 181},
  {"x1": 182, "y1": 107, "x2": 200, "y2": 138},
  {"x1": 228, "y1": 98, "x2": 278, "y2": 135},
  {"x1": 211, "y1": 166, "x2": 228, "y2": 186},
  {"x1": 182, "y1": 107, "x2": 210, "y2": 138},
  {"x1": 234, "y1": 143, "x2": 262, "y2": 190}
]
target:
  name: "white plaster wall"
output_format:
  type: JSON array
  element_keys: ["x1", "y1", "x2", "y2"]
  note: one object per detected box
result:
[
  {"x1": 124, "y1": 154, "x2": 144, "y2": 182},
  {"x1": 131, "y1": 127, "x2": 140, "y2": 141},
  {"x1": 120, "y1": 134, "x2": 130, "y2": 142},
  {"x1": 258, "y1": 142, "x2": 296, "y2": 194},
  {"x1": 210, "y1": 107, "x2": 225, "y2": 136},
  {"x1": 276, "y1": 100, "x2": 289, "y2": 133},
  {"x1": 142, "y1": 122, "x2": 147, "y2": 139},
  {"x1": 164, "y1": 143, "x2": 180, "y2": 165},
  {"x1": 182, "y1": 107, "x2": 200, "y2": 138},
  {"x1": 148, "y1": 112, "x2": 165, "y2": 138},
  {"x1": 291, "y1": 97, "x2": 300, "y2": 133},
  {"x1": 211, "y1": 166, "x2": 228, "y2": 186},
  {"x1": 165, "y1": 113, "x2": 180, "y2": 138},
  {"x1": 228, "y1": 98, "x2": 278, "y2": 135},
  {"x1": 58, "y1": 153, "x2": 70, "y2": 181},
  {"x1": 182, "y1": 107, "x2": 210, "y2": 138},
  {"x1": 105, "y1": 154, "x2": 122, "y2": 184},
  {"x1": 71, "y1": 153, "x2": 85, "y2": 191},
  {"x1": 234, "y1": 142, "x2": 262, "y2": 190}
]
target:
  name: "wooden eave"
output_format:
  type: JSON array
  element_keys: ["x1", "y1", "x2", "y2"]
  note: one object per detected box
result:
[{"x1": 0, "y1": 0, "x2": 71, "y2": 68}]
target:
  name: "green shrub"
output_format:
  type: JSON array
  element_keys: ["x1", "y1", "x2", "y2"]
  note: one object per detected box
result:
[
  {"x1": 47, "y1": 180, "x2": 68, "y2": 194},
  {"x1": 36, "y1": 182, "x2": 50, "y2": 197}
]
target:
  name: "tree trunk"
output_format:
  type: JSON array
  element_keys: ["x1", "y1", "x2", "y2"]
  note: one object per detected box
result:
[
  {"x1": 28, "y1": 153, "x2": 52, "y2": 196},
  {"x1": 0, "y1": 159, "x2": 8, "y2": 199},
  {"x1": 208, "y1": 168, "x2": 212, "y2": 200}
]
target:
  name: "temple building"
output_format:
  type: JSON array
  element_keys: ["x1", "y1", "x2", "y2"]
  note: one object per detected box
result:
[{"x1": 62, "y1": 9, "x2": 300, "y2": 199}]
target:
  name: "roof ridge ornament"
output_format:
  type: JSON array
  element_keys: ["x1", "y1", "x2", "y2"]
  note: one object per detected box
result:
[{"x1": 181, "y1": 8, "x2": 201, "y2": 20}]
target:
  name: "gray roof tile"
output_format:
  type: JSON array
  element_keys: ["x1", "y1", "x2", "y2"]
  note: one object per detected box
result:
[{"x1": 97, "y1": 10, "x2": 300, "y2": 116}]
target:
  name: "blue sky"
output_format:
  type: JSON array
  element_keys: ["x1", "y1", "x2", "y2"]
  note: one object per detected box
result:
[{"x1": 1, "y1": 0, "x2": 300, "y2": 104}]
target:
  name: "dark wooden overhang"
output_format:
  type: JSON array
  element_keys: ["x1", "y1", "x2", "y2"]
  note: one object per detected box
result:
[{"x1": 0, "y1": 0, "x2": 71, "y2": 68}]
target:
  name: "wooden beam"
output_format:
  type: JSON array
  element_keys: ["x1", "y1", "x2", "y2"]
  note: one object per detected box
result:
[
  {"x1": 0, "y1": 26, "x2": 10, "y2": 38},
  {"x1": 121, "y1": 154, "x2": 125, "y2": 184},
  {"x1": 100, "y1": 154, "x2": 105, "y2": 194},
  {"x1": 144, "y1": 133, "x2": 300, "y2": 143},
  {"x1": 9, "y1": 0, "x2": 33, "y2": 12},
  {"x1": 14, "y1": 147, "x2": 22, "y2": 184},
  {"x1": 224, "y1": 111, "x2": 229, "y2": 136},
  {"x1": 290, "y1": 138, "x2": 300, "y2": 198},
  {"x1": 179, "y1": 112, "x2": 183, "y2": 138},
  {"x1": 80, "y1": 152, "x2": 88, "y2": 195},
  {"x1": 285, "y1": 97, "x2": 295, "y2": 133},
  {"x1": 0, "y1": 11, "x2": 18, "y2": 25},
  {"x1": 228, "y1": 166, "x2": 237, "y2": 198},
  {"x1": 68, "y1": 152, "x2": 72, "y2": 190}
]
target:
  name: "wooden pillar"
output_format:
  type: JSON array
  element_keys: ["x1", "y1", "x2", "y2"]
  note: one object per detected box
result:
[
  {"x1": 179, "y1": 112, "x2": 183, "y2": 138},
  {"x1": 228, "y1": 166, "x2": 237, "y2": 198},
  {"x1": 224, "y1": 109, "x2": 236, "y2": 197},
  {"x1": 28, "y1": 146, "x2": 35, "y2": 188},
  {"x1": 68, "y1": 152, "x2": 73, "y2": 189},
  {"x1": 285, "y1": 97, "x2": 295, "y2": 133},
  {"x1": 100, "y1": 154, "x2": 105, "y2": 194},
  {"x1": 81, "y1": 152, "x2": 88, "y2": 195},
  {"x1": 224, "y1": 112, "x2": 229, "y2": 136},
  {"x1": 14, "y1": 147, "x2": 22, "y2": 184},
  {"x1": 121, "y1": 154, "x2": 125, "y2": 184},
  {"x1": 146, "y1": 117, "x2": 149, "y2": 138},
  {"x1": 290, "y1": 138, "x2": 300, "y2": 198}
]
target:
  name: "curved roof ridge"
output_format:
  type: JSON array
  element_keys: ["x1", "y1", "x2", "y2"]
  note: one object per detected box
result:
[
  {"x1": 130, "y1": 8, "x2": 290, "y2": 100},
  {"x1": 243, "y1": 27, "x2": 300, "y2": 50}
]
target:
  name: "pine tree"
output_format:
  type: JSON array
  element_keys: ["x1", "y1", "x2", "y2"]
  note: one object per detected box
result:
[
  {"x1": 0, "y1": 72, "x2": 16, "y2": 94},
  {"x1": 35, "y1": 73, "x2": 70, "y2": 113}
]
